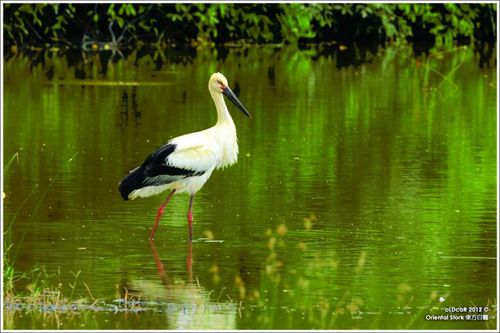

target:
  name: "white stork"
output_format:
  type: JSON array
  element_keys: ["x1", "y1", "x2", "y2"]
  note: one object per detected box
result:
[{"x1": 119, "y1": 73, "x2": 251, "y2": 241}]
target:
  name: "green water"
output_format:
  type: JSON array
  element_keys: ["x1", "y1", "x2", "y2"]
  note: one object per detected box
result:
[{"x1": 3, "y1": 46, "x2": 497, "y2": 330}]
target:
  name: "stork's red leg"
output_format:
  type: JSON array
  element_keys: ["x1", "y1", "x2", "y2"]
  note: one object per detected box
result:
[
  {"x1": 187, "y1": 194, "x2": 195, "y2": 241},
  {"x1": 149, "y1": 189, "x2": 176, "y2": 240}
]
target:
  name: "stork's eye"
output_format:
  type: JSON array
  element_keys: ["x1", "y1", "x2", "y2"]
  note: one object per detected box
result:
[{"x1": 216, "y1": 80, "x2": 225, "y2": 91}]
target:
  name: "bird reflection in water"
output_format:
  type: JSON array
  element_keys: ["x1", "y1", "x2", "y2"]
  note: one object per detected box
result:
[
  {"x1": 149, "y1": 239, "x2": 193, "y2": 284},
  {"x1": 118, "y1": 240, "x2": 237, "y2": 330}
]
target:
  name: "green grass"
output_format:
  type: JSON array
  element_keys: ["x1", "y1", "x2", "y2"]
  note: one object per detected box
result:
[{"x1": 3, "y1": 151, "x2": 87, "y2": 310}]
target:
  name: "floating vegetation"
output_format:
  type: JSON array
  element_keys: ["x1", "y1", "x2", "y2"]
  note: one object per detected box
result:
[
  {"x1": 4, "y1": 298, "x2": 236, "y2": 314},
  {"x1": 49, "y1": 80, "x2": 175, "y2": 86}
]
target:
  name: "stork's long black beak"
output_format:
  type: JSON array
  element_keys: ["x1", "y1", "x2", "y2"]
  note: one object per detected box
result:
[{"x1": 223, "y1": 86, "x2": 251, "y2": 118}]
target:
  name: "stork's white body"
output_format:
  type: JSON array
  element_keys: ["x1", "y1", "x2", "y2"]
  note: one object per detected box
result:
[{"x1": 128, "y1": 86, "x2": 239, "y2": 200}]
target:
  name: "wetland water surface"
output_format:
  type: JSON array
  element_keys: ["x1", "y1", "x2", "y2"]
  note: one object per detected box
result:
[{"x1": 3, "y1": 46, "x2": 497, "y2": 330}]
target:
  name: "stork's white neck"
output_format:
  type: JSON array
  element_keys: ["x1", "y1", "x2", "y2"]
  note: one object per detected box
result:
[
  {"x1": 209, "y1": 89, "x2": 238, "y2": 168},
  {"x1": 211, "y1": 90, "x2": 235, "y2": 127}
]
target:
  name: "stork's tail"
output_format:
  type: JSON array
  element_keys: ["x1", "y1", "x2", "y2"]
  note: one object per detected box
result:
[{"x1": 119, "y1": 167, "x2": 146, "y2": 201}]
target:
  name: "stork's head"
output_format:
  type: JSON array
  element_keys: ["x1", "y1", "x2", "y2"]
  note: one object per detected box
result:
[
  {"x1": 209, "y1": 72, "x2": 229, "y2": 93},
  {"x1": 209, "y1": 72, "x2": 251, "y2": 118}
]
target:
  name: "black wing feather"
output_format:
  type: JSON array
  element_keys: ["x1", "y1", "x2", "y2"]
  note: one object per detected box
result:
[{"x1": 119, "y1": 143, "x2": 205, "y2": 200}]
